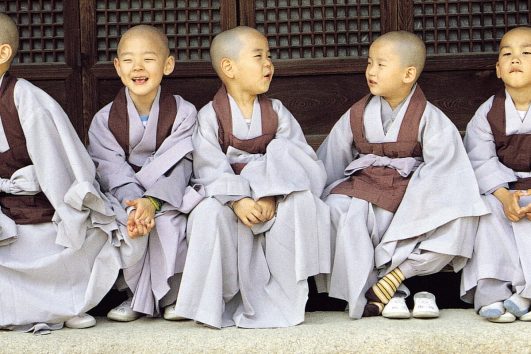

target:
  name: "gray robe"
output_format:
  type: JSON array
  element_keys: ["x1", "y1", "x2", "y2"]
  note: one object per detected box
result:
[
  {"x1": 174, "y1": 95, "x2": 330, "y2": 328},
  {"x1": 0, "y1": 77, "x2": 121, "y2": 332},
  {"x1": 88, "y1": 88, "x2": 203, "y2": 315},
  {"x1": 317, "y1": 87, "x2": 488, "y2": 319},
  {"x1": 461, "y1": 92, "x2": 531, "y2": 307}
]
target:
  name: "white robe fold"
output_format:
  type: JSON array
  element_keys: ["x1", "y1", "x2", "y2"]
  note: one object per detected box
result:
[
  {"x1": 0, "y1": 77, "x2": 121, "y2": 332},
  {"x1": 317, "y1": 89, "x2": 488, "y2": 319},
  {"x1": 88, "y1": 87, "x2": 203, "y2": 315},
  {"x1": 461, "y1": 93, "x2": 531, "y2": 307},
  {"x1": 175, "y1": 96, "x2": 330, "y2": 328}
]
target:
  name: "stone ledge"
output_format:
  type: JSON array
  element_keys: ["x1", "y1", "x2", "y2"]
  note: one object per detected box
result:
[{"x1": 2, "y1": 310, "x2": 530, "y2": 354}]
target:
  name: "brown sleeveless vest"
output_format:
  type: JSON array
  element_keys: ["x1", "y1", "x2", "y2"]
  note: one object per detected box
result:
[
  {"x1": 330, "y1": 87, "x2": 426, "y2": 212},
  {"x1": 0, "y1": 73, "x2": 55, "y2": 224},
  {"x1": 486, "y1": 90, "x2": 531, "y2": 190},
  {"x1": 108, "y1": 87, "x2": 177, "y2": 172},
  {"x1": 212, "y1": 85, "x2": 278, "y2": 175}
]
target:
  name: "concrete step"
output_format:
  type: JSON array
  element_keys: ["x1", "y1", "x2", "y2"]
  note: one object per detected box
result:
[{"x1": 2, "y1": 310, "x2": 530, "y2": 353}]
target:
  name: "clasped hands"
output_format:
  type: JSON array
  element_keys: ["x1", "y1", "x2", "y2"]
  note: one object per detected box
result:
[
  {"x1": 125, "y1": 198, "x2": 156, "y2": 238},
  {"x1": 231, "y1": 196, "x2": 277, "y2": 228},
  {"x1": 494, "y1": 188, "x2": 531, "y2": 222}
]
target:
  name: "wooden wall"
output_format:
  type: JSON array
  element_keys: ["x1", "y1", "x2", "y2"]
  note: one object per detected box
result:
[{"x1": 3, "y1": 0, "x2": 529, "y2": 146}]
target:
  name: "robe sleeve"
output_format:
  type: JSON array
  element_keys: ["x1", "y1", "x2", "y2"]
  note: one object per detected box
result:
[
  {"x1": 16, "y1": 79, "x2": 117, "y2": 250},
  {"x1": 239, "y1": 99, "x2": 327, "y2": 199},
  {"x1": 463, "y1": 96, "x2": 517, "y2": 194},
  {"x1": 383, "y1": 103, "x2": 489, "y2": 241}
]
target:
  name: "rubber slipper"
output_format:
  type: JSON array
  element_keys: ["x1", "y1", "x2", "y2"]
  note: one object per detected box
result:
[
  {"x1": 412, "y1": 291, "x2": 439, "y2": 318},
  {"x1": 382, "y1": 297, "x2": 410, "y2": 319},
  {"x1": 488, "y1": 312, "x2": 516, "y2": 323}
]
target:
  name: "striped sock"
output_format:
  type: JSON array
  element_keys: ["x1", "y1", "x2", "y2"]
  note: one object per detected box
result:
[{"x1": 365, "y1": 268, "x2": 405, "y2": 304}]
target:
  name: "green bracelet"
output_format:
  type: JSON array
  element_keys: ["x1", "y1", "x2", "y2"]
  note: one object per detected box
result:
[{"x1": 147, "y1": 196, "x2": 162, "y2": 212}]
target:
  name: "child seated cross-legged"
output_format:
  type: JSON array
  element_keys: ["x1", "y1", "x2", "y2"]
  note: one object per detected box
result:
[
  {"x1": 461, "y1": 26, "x2": 531, "y2": 323},
  {"x1": 173, "y1": 26, "x2": 331, "y2": 329},
  {"x1": 88, "y1": 25, "x2": 203, "y2": 322},
  {"x1": 316, "y1": 31, "x2": 488, "y2": 319},
  {"x1": 0, "y1": 13, "x2": 122, "y2": 332}
]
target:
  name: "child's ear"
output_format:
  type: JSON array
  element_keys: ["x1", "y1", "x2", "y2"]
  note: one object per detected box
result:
[
  {"x1": 403, "y1": 66, "x2": 417, "y2": 84},
  {"x1": 113, "y1": 57, "x2": 122, "y2": 76},
  {"x1": 0, "y1": 44, "x2": 13, "y2": 65},
  {"x1": 220, "y1": 57, "x2": 235, "y2": 79},
  {"x1": 163, "y1": 55, "x2": 175, "y2": 76},
  {"x1": 495, "y1": 61, "x2": 501, "y2": 79}
]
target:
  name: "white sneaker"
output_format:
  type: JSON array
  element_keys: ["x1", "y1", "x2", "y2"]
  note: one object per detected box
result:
[
  {"x1": 518, "y1": 311, "x2": 531, "y2": 322},
  {"x1": 412, "y1": 291, "x2": 439, "y2": 318},
  {"x1": 107, "y1": 299, "x2": 142, "y2": 322},
  {"x1": 488, "y1": 311, "x2": 516, "y2": 323},
  {"x1": 65, "y1": 313, "x2": 96, "y2": 329},
  {"x1": 382, "y1": 297, "x2": 410, "y2": 319},
  {"x1": 163, "y1": 304, "x2": 187, "y2": 321}
]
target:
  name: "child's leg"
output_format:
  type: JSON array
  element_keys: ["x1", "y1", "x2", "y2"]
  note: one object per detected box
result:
[
  {"x1": 365, "y1": 251, "x2": 453, "y2": 305},
  {"x1": 475, "y1": 278, "x2": 514, "y2": 318}
]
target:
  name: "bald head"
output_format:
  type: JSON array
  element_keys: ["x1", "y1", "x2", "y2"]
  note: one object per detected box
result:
[
  {"x1": 499, "y1": 26, "x2": 531, "y2": 49},
  {"x1": 210, "y1": 26, "x2": 265, "y2": 74},
  {"x1": 373, "y1": 31, "x2": 426, "y2": 78},
  {"x1": 0, "y1": 13, "x2": 19, "y2": 63},
  {"x1": 117, "y1": 25, "x2": 169, "y2": 58}
]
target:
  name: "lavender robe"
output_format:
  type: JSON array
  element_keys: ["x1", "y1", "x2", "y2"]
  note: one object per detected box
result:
[
  {"x1": 88, "y1": 87, "x2": 203, "y2": 315},
  {"x1": 0, "y1": 76, "x2": 121, "y2": 332},
  {"x1": 174, "y1": 95, "x2": 330, "y2": 328},
  {"x1": 316, "y1": 87, "x2": 488, "y2": 319},
  {"x1": 461, "y1": 92, "x2": 531, "y2": 307}
]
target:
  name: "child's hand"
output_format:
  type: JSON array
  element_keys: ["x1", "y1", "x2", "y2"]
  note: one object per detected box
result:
[
  {"x1": 493, "y1": 188, "x2": 527, "y2": 222},
  {"x1": 125, "y1": 198, "x2": 156, "y2": 237},
  {"x1": 232, "y1": 197, "x2": 263, "y2": 228},
  {"x1": 256, "y1": 196, "x2": 276, "y2": 222},
  {"x1": 126, "y1": 210, "x2": 144, "y2": 238}
]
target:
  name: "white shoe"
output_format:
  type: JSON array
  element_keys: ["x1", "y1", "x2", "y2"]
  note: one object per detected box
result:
[
  {"x1": 107, "y1": 299, "x2": 142, "y2": 322},
  {"x1": 519, "y1": 311, "x2": 531, "y2": 322},
  {"x1": 488, "y1": 311, "x2": 516, "y2": 323},
  {"x1": 382, "y1": 297, "x2": 410, "y2": 319},
  {"x1": 65, "y1": 313, "x2": 96, "y2": 329},
  {"x1": 412, "y1": 291, "x2": 439, "y2": 318},
  {"x1": 163, "y1": 304, "x2": 187, "y2": 321}
]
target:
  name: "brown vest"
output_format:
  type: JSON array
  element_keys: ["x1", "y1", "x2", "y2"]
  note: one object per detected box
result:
[
  {"x1": 108, "y1": 87, "x2": 177, "y2": 172},
  {"x1": 331, "y1": 87, "x2": 426, "y2": 212},
  {"x1": 0, "y1": 73, "x2": 55, "y2": 224},
  {"x1": 212, "y1": 85, "x2": 278, "y2": 175},
  {"x1": 486, "y1": 90, "x2": 531, "y2": 190}
]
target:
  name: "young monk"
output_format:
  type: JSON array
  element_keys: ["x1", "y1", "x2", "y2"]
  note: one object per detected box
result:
[
  {"x1": 88, "y1": 25, "x2": 203, "y2": 321},
  {"x1": 461, "y1": 26, "x2": 531, "y2": 323},
  {"x1": 316, "y1": 31, "x2": 489, "y2": 319},
  {"x1": 0, "y1": 13, "x2": 121, "y2": 332},
  {"x1": 173, "y1": 26, "x2": 330, "y2": 328}
]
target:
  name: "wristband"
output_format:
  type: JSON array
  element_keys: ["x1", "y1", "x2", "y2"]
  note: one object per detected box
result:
[{"x1": 147, "y1": 196, "x2": 162, "y2": 212}]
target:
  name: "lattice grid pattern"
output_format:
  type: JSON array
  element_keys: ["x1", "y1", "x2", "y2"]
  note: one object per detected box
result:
[
  {"x1": 96, "y1": 0, "x2": 221, "y2": 62},
  {"x1": 414, "y1": 0, "x2": 530, "y2": 54},
  {"x1": 0, "y1": 1, "x2": 65, "y2": 63},
  {"x1": 255, "y1": 0, "x2": 381, "y2": 59}
]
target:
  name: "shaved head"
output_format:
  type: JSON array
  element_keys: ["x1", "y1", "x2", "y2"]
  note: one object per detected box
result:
[
  {"x1": 0, "y1": 13, "x2": 19, "y2": 62},
  {"x1": 117, "y1": 25, "x2": 169, "y2": 58},
  {"x1": 374, "y1": 31, "x2": 426, "y2": 78},
  {"x1": 210, "y1": 26, "x2": 265, "y2": 74},
  {"x1": 499, "y1": 26, "x2": 531, "y2": 49}
]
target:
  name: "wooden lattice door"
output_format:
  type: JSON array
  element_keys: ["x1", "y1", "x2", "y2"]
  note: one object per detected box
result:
[
  {"x1": 1, "y1": 1, "x2": 83, "y2": 136},
  {"x1": 79, "y1": 0, "x2": 237, "y2": 141}
]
